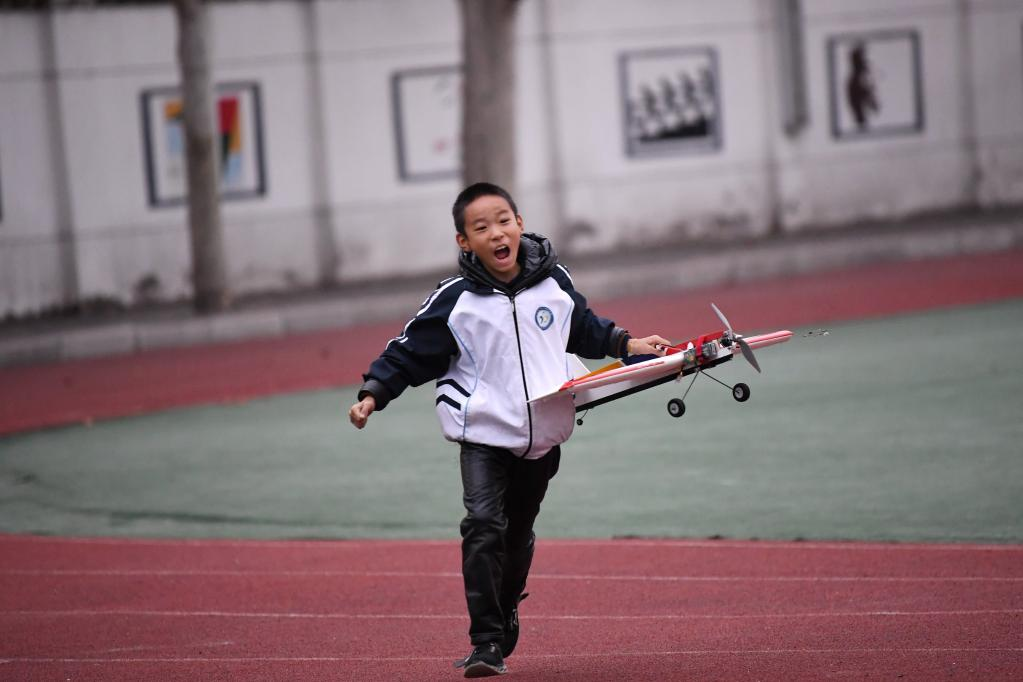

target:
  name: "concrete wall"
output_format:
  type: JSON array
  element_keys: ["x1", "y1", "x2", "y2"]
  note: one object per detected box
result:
[
  {"x1": 0, "y1": 12, "x2": 71, "y2": 315},
  {"x1": 784, "y1": 0, "x2": 1023, "y2": 227},
  {"x1": 0, "y1": 0, "x2": 1021, "y2": 316}
]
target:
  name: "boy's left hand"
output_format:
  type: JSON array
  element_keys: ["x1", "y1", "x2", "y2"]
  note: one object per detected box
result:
[{"x1": 628, "y1": 335, "x2": 672, "y2": 357}]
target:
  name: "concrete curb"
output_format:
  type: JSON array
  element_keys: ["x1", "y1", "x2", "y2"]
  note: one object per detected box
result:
[
  {"x1": 2, "y1": 211, "x2": 1021, "y2": 369},
  {"x1": 568, "y1": 212, "x2": 1023, "y2": 301}
]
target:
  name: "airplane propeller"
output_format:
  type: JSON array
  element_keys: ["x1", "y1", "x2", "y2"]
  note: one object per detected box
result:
[{"x1": 711, "y1": 303, "x2": 761, "y2": 373}]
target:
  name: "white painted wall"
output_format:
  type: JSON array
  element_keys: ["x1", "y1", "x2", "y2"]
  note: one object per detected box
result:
[
  {"x1": 969, "y1": 0, "x2": 1023, "y2": 204},
  {"x1": 0, "y1": 12, "x2": 69, "y2": 315},
  {"x1": 0, "y1": 0, "x2": 1020, "y2": 316},
  {"x1": 545, "y1": 0, "x2": 781, "y2": 253}
]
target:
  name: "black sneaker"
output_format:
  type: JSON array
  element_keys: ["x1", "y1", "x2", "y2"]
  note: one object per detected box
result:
[
  {"x1": 453, "y1": 642, "x2": 507, "y2": 677},
  {"x1": 500, "y1": 592, "x2": 528, "y2": 658}
]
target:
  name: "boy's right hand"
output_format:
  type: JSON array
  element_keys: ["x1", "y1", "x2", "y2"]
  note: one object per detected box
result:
[{"x1": 348, "y1": 395, "x2": 376, "y2": 429}]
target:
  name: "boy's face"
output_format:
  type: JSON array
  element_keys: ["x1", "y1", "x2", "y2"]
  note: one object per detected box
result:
[{"x1": 456, "y1": 194, "x2": 524, "y2": 283}]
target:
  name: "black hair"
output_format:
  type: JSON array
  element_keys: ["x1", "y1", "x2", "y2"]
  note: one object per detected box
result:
[{"x1": 452, "y1": 182, "x2": 519, "y2": 235}]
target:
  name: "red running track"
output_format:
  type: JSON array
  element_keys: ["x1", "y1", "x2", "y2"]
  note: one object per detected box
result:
[
  {"x1": 1, "y1": 534, "x2": 1021, "y2": 681},
  {"x1": 2, "y1": 249, "x2": 1023, "y2": 435}
]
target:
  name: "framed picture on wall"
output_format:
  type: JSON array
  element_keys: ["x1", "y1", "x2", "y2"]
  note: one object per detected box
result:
[
  {"x1": 140, "y1": 81, "x2": 267, "y2": 207},
  {"x1": 827, "y1": 29, "x2": 924, "y2": 140},
  {"x1": 391, "y1": 65, "x2": 462, "y2": 181},
  {"x1": 619, "y1": 46, "x2": 723, "y2": 158}
]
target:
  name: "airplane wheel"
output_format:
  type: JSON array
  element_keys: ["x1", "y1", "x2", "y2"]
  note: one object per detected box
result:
[
  {"x1": 667, "y1": 398, "x2": 686, "y2": 418},
  {"x1": 732, "y1": 383, "x2": 750, "y2": 403}
]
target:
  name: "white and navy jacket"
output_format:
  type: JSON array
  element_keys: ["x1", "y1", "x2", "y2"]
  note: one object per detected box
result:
[{"x1": 358, "y1": 233, "x2": 631, "y2": 459}]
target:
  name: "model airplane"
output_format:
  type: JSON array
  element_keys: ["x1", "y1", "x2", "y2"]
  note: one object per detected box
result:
[{"x1": 531, "y1": 304, "x2": 792, "y2": 423}]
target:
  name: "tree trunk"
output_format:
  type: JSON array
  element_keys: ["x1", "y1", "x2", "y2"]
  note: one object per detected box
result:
[
  {"x1": 173, "y1": 0, "x2": 229, "y2": 313},
  {"x1": 459, "y1": 0, "x2": 520, "y2": 194}
]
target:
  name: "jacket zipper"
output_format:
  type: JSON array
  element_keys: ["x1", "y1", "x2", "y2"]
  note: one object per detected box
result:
[{"x1": 509, "y1": 294, "x2": 534, "y2": 456}]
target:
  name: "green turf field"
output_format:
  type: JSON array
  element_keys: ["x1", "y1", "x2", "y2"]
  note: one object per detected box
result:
[{"x1": 2, "y1": 299, "x2": 1022, "y2": 542}]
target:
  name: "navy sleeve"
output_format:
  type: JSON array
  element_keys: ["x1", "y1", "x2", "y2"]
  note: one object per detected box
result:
[
  {"x1": 550, "y1": 265, "x2": 630, "y2": 360},
  {"x1": 357, "y1": 281, "x2": 461, "y2": 410}
]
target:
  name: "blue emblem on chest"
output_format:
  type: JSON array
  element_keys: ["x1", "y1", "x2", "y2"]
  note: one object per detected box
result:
[{"x1": 535, "y1": 306, "x2": 554, "y2": 330}]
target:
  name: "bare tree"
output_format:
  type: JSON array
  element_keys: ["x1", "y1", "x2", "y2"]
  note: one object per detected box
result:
[
  {"x1": 459, "y1": 0, "x2": 520, "y2": 194},
  {"x1": 173, "y1": 0, "x2": 229, "y2": 313}
]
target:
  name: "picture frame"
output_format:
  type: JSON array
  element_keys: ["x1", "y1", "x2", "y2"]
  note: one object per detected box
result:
[
  {"x1": 827, "y1": 29, "x2": 924, "y2": 140},
  {"x1": 391, "y1": 65, "x2": 462, "y2": 182},
  {"x1": 140, "y1": 81, "x2": 267, "y2": 207},
  {"x1": 619, "y1": 46, "x2": 723, "y2": 158}
]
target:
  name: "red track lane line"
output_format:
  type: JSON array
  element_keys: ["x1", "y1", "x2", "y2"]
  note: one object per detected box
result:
[
  {"x1": 4, "y1": 536, "x2": 1023, "y2": 579},
  {"x1": 539, "y1": 537, "x2": 1023, "y2": 550},
  {"x1": 6, "y1": 533, "x2": 1023, "y2": 551},
  {"x1": 4, "y1": 568, "x2": 1022, "y2": 582},
  {"x1": 7, "y1": 648, "x2": 1021, "y2": 682},
  {"x1": 2, "y1": 249, "x2": 1023, "y2": 436},
  {"x1": 5, "y1": 648, "x2": 1022, "y2": 666},
  {"x1": 3, "y1": 536, "x2": 1021, "y2": 681},
  {"x1": 0, "y1": 322, "x2": 398, "y2": 436},
  {"x1": 4, "y1": 616, "x2": 1021, "y2": 661},
  {"x1": 4, "y1": 576, "x2": 1021, "y2": 620},
  {"x1": 4, "y1": 535, "x2": 1023, "y2": 558},
  {"x1": 5, "y1": 608, "x2": 1022, "y2": 620},
  {"x1": 4, "y1": 611, "x2": 1020, "y2": 645},
  {"x1": 603, "y1": 248, "x2": 1023, "y2": 333},
  {"x1": 5, "y1": 652, "x2": 1023, "y2": 682}
]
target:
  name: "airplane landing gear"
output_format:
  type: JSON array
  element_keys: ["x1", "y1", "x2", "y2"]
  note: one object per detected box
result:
[
  {"x1": 666, "y1": 373, "x2": 752, "y2": 420},
  {"x1": 664, "y1": 368, "x2": 754, "y2": 420},
  {"x1": 667, "y1": 398, "x2": 686, "y2": 418}
]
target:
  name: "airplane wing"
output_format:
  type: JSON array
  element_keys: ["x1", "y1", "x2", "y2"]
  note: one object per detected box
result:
[
  {"x1": 532, "y1": 329, "x2": 793, "y2": 413},
  {"x1": 744, "y1": 330, "x2": 792, "y2": 349},
  {"x1": 531, "y1": 351, "x2": 687, "y2": 410}
]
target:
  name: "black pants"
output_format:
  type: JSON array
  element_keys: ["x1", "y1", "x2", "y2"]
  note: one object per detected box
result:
[{"x1": 459, "y1": 442, "x2": 561, "y2": 645}]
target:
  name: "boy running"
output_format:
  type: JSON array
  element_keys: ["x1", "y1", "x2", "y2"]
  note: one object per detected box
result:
[{"x1": 349, "y1": 182, "x2": 668, "y2": 677}]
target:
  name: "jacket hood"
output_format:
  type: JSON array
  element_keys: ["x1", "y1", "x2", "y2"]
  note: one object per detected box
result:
[{"x1": 459, "y1": 232, "x2": 559, "y2": 294}]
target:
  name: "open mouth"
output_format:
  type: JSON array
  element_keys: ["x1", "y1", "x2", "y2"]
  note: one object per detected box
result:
[{"x1": 494, "y1": 245, "x2": 511, "y2": 262}]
